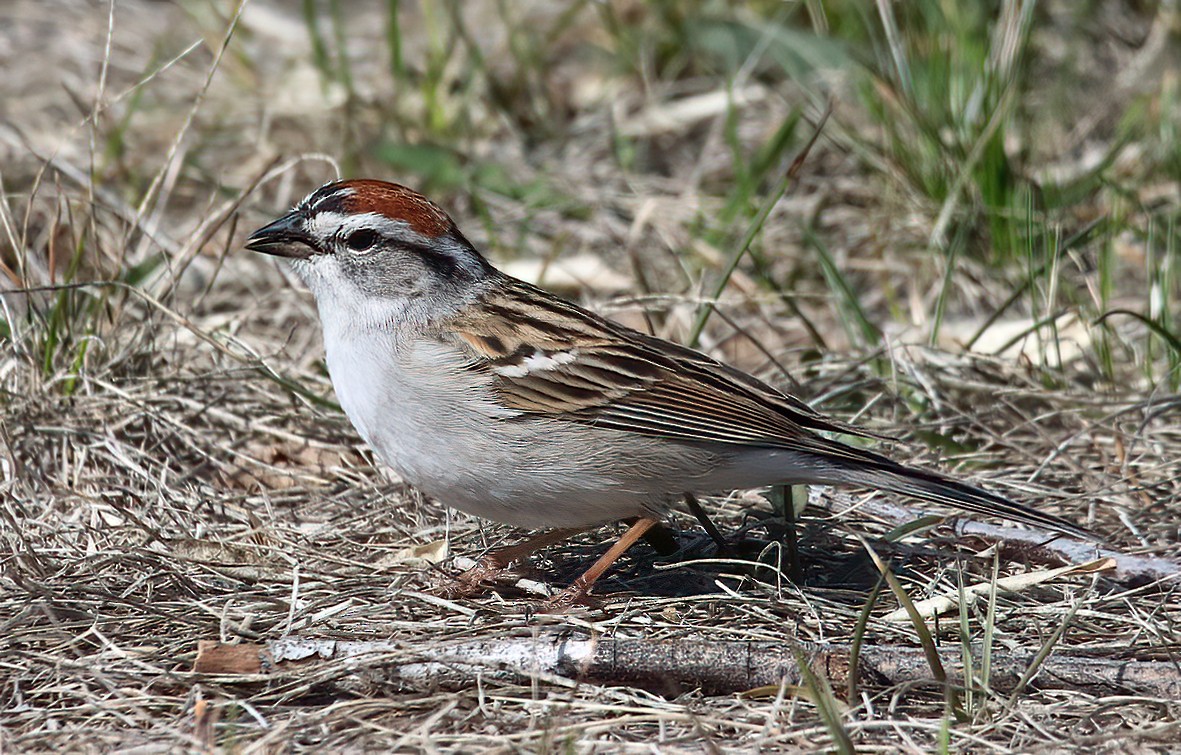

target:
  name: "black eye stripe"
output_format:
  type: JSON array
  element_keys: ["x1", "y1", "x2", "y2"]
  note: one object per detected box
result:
[
  {"x1": 334, "y1": 232, "x2": 470, "y2": 279},
  {"x1": 400, "y1": 240, "x2": 460, "y2": 277}
]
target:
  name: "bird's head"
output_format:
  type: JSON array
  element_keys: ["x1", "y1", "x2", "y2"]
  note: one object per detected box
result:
[{"x1": 247, "y1": 180, "x2": 494, "y2": 318}]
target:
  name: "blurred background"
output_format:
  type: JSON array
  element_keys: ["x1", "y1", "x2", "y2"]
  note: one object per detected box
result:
[{"x1": 3, "y1": 0, "x2": 1178, "y2": 385}]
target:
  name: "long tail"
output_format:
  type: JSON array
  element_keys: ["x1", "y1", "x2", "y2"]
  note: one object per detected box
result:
[{"x1": 811, "y1": 442, "x2": 1098, "y2": 541}]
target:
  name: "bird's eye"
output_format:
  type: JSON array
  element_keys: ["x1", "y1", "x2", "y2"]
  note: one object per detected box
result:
[{"x1": 344, "y1": 229, "x2": 379, "y2": 252}]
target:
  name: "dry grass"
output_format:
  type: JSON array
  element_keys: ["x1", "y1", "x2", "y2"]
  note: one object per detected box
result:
[{"x1": 2, "y1": 1, "x2": 1180, "y2": 751}]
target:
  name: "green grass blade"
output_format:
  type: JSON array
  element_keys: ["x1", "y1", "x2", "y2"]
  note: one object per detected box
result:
[{"x1": 689, "y1": 102, "x2": 831, "y2": 346}]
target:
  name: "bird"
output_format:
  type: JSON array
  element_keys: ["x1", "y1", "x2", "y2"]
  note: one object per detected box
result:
[{"x1": 246, "y1": 178, "x2": 1092, "y2": 606}]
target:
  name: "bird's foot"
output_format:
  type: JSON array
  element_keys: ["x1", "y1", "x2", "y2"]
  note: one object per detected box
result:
[
  {"x1": 436, "y1": 558, "x2": 514, "y2": 599},
  {"x1": 438, "y1": 527, "x2": 590, "y2": 600},
  {"x1": 543, "y1": 582, "x2": 602, "y2": 612}
]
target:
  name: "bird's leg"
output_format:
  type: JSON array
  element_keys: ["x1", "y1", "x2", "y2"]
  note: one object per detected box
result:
[
  {"x1": 443, "y1": 527, "x2": 587, "y2": 598},
  {"x1": 683, "y1": 492, "x2": 729, "y2": 552},
  {"x1": 547, "y1": 516, "x2": 659, "y2": 609}
]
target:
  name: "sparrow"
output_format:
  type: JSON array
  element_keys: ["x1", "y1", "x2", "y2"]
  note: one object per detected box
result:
[{"x1": 246, "y1": 179, "x2": 1092, "y2": 604}]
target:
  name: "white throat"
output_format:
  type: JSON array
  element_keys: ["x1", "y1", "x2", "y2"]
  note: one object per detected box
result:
[{"x1": 291, "y1": 256, "x2": 419, "y2": 335}]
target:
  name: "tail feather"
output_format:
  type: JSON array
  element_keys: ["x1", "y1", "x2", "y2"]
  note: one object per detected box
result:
[
  {"x1": 864, "y1": 466, "x2": 1096, "y2": 540},
  {"x1": 814, "y1": 442, "x2": 1097, "y2": 541}
]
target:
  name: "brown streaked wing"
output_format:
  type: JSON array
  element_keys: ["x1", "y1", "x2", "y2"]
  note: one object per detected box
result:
[
  {"x1": 450, "y1": 276, "x2": 875, "y2": 447},
  {"x1": 633, "y1": 331, "x2": 892, "y2": 441},
  {"x1": 589, "y1": 372, "x2": 816, "y2": 448},
  {"x1": 450, "y1": 281, "x2": 667, "y2": 415},
  {"x1": 454, "y1": 335, "x2": 671, "y2": 415}
]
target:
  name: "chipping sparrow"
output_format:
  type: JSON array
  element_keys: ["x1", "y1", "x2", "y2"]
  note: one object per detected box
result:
[{"x1": 247, "y1": 179, "x2": 1091, "y2": 602}]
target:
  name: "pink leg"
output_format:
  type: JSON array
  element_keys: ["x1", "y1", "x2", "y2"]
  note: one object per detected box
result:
[{"x1": 547, "y1": 517, "x2": 659, "y2": 610}]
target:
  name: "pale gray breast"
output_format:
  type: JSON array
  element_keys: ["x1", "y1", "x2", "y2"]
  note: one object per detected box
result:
[{"x1": 325, "y1": 332, "x2": 726, "y2": 527}]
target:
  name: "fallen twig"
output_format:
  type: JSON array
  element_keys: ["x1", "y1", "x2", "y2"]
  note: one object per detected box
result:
[
  {"x1": 820, "y1": 489, "x2": 1181, "y2": 585},
  {"x1": 882, "y1": 557, "x2": 1114, "y2": 621},
  {"x1": 193, "y1": 633, "x2": 1181, "y2": 699}
]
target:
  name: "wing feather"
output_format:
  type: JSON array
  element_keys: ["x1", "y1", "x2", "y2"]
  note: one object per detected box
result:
[{"x1": 449, "y1": 278, "x2": 848, "y2": 449}]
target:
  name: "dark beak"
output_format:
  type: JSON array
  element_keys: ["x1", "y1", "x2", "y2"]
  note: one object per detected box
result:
[{"x1": 246, "y1": 213, "x2": 316, "y2": 259}]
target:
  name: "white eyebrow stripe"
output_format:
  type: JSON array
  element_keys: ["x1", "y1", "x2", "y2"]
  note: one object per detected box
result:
[
  {"x1": 305, "y1": 210, "x2": 436, "y2": 246},
  {"x1": 304, "y1": 185, "x2": 354, "y2": 212}
]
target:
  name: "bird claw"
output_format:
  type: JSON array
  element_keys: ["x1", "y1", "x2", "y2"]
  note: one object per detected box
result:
[
  {"x1": 436, "y1": 561, "x2": 512, "y2": 599},
  {"x1": 543, "y1": 584, "x2": 600, "y2": 612}
]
